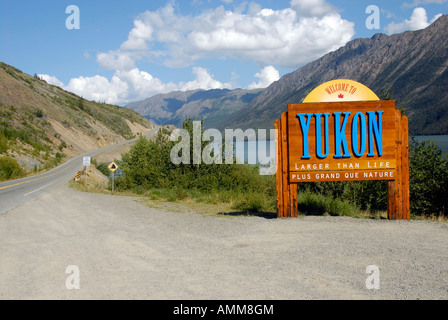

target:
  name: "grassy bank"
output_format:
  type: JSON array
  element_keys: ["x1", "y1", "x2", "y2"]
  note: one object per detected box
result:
[
  {"x1": 70, "y1": 119, "x2": 448, "y2": 221},
  {"x1": 72, "y1": 168, "x2": 383, "y2": 220}
]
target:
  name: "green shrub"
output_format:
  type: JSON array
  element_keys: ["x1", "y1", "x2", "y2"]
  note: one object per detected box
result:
[
  {"x1": 0, "y1": 122, "x2": 51, "y2": 154},
  {"x1": 33, "y1": 109, "x2": 44, "y2": 118},
  {"x1": 297, "y1": 190, "x2": 360, "y2": 217},
  {"x1": 147, "y1": 189, "x2": 173, "y2": 201},
  {"x1": 0, "y1": 133, "x2": 7, "y2": 154},
  {"x1": 58, "y1": 141, "x2": 67, "y2": 151},
  {"x1": 0, "y1": 157, "x2": 24, "y2": 181},
  {"x1": 232, "y1": 193, "x2": 270, "y2": 213},
  {"x1": 297, "y1": 180, "x2": 387, "y2": 214},
  {"x1": 132, "y1": 185, "x2": 146, "y2": 195},
  {"x1": 96, "y1": 162, "x2": 110, "y2": 177},
  {"x1": 409, "y1": 137, "x2": 448, "y2": 217},
  {"x1": 115, "y1": 119, "x2": 276, "y2": 213}
]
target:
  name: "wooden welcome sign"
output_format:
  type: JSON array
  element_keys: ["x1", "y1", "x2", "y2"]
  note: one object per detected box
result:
[{"x1": 275, "y1": 79, "x2": 410, "y2": 220}]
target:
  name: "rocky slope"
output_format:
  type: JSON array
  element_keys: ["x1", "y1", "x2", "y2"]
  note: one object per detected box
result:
[{"x1": 0, "y1": 62, "x2": 153, "y2": 174}]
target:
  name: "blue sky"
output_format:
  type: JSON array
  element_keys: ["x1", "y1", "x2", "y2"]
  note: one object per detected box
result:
[{"x1": 1, "y1": 0, "x2": 447, "y2": 105}]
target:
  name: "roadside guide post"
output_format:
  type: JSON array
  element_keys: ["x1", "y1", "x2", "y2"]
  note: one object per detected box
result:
[
  {"x1": 108, "y1": 162, "x2": 119, "y2": 193},
  {"x1": 83, "y1": 156, "x2": 91, "y2": 184}
]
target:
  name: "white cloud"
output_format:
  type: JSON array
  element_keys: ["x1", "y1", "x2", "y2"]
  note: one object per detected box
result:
[
  {"x1": 189, "y1": 5, "x2": 353, "y2": 68},
  {"x1": 98, "y1": 2, "x2": 354, "y2": 69},
  {"x1": 381, "y1": 9, "x2": 397, "y2": 19},
  {"x1": 385, "y1": 7, "x2": 442, "y2": 34},
  {"x1": 45, "y1": 2, "x2": 356, "y2": 105},
  {"x1": 121, "y1": 19, "x2": 153, "y2": 50},
  {"x1": 248, "y1": 66, "x2": 280, "y2": 89},
  {"x1": 96, "y1": 51, "x2": 136, "y2": 71},
  {"x1": 290, "y1": 0, "x2": 336, "y2": 18},
  {"x1": 180, "y1": 67, "x2": 236, "y2": 91},
  {"x1": 64, "y1": 75, "x2": 129, "y2": 104},
  {"x1": 37, "y1": 74, "x2": 64, "y2": 87},
  {"x1": 430, "y1": 13, "x2": 444, "y2": 24},
  {"x1": 402, "y1": 0, "x2": 448, "y2": 8},
  {"x1": 114, "y1": 68, "x2": 179, "y2": 102},
  {"x1": 45, "y1": 66, "x2": 237, "y2": 105},
  {"x1": 83, "y1": 51, "x2": 91, "y2": 59}
]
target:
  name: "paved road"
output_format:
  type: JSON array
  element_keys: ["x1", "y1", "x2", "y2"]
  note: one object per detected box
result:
[{"x1": 0, "y1": 128, "x2": 159, "y2": 215}]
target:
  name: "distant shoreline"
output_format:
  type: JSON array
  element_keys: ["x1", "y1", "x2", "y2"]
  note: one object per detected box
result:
[{"x1": 414, "y1": 135, "x2": 448, "y2": 155}]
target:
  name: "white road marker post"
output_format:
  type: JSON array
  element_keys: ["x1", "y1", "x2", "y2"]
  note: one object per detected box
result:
[{"x1": 83, "y1": 157, "x2": 91, "y2": 186}]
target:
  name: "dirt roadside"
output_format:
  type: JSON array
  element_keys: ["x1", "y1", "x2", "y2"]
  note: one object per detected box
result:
[{"x1": 0, "y1": 182, "x2": 447, "y2": 299}]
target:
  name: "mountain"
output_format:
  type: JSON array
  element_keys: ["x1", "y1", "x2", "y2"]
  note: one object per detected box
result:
[
  {"x1": 219, "y1": 15, "x2": 448, "y2": 135},
  {"x1": 126, "y1": 88, "x2": 263, "y2": 129},
  {"x1": 0, "y1": 62, "x2": 153, "y2": 174}
]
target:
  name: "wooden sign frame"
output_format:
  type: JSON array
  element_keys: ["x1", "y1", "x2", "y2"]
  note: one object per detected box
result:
[{"x1": 275, "y1": 101, "x2": 409, "y2": 220}]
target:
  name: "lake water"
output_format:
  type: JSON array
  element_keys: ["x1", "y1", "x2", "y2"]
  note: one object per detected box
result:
[
  {"x1": 236, "y1": 135, "x2": 448, "y2": 164},
  {"x1": 414, "y1": 135, "x2": 448, "y2": 155}
]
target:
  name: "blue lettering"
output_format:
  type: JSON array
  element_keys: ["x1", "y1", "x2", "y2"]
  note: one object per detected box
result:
[
  {"x1": 334, "y1": 112, "x2": 351, "y2": 158},
  {"x1": 315, "y1": 113, "x2": 330, "y2": 158},
  {"x1": 297, "y1": 113, "x2": 313, "y2": 159},
  {"x1": 352, "y1": 112, "x2": 367, "y2": 157},
  {"x1": 296, "y1": 110, "x2": 384, "y2": 160},
  {"x1": 367, "y1": 111, "x2": 383, "y2": 156}
]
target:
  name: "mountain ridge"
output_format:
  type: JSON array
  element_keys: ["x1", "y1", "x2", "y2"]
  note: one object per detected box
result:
[
  {"x1": 220, "y1": 15, "x2": 448, "y2": 135},
  {"x1": 126, "y1": 87, "x2": 263, "y2": 129}
]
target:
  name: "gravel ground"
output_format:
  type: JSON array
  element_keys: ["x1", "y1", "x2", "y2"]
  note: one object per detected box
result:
[{"x1": 0, "y1": 184, "x2": 447, "y2": 300}]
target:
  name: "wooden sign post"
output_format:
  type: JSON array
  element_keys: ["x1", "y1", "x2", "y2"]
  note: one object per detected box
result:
[{"x1": 275, "y1": 80, "x2": 410, "y2": 220}]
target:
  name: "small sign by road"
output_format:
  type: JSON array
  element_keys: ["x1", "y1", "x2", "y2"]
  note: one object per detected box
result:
[
  {"x1": 83, "y1": 157, "x2": 91, "y2": 167},
  {"x1": 108, "y1": 162, "x2": 119, "y2": 173},
  {"x1": 108, "y1": 162, "x2": 119, "y2": 193}
]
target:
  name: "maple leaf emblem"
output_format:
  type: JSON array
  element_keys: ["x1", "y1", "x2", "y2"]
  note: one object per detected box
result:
[{"x1": 338, "y1": 94, "x2": 344, "y2": 99}]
